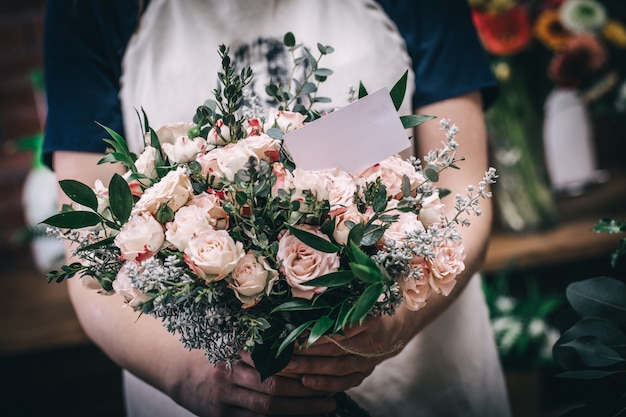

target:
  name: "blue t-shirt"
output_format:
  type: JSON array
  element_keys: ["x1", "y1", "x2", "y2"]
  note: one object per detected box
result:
[{"x1": 43, "y1": 0, "x2": 496, "y2": 164}]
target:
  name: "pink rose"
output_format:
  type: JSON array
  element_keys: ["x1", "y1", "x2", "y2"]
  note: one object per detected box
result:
[
  {"x1": 132, "y1": 167, "x2": 193, "y2": 215},
  {"x1": 419, "y1": 192, "x2": 445, "y2": 228},
  {"x1": 332, "y1": 205, "x2": 368, "y2": 245},
  {"x1": 113, "y1": 263, "x2": 151, "y2": 308},
  {"x1": 229, "y1": 253, "x2": 278, "y2": 308},
  {"x1": 242, "y1": 134, "x2": 281, "y2": 160},
  {"x1": 399, "y1": 258, "x2": 431, "y2": 311},
  {"x1": 114, "y1": 211, "x2": 165, "y2": 262},
  {"x1": 327, "y1": 168, "x2": 356, "y2": 212},
  {"x1": 277, "y1": 226, "x2": 340, "y2": 300},
  {"x1": 427, "y1": 239, "x2": 466, "y2": 296},
  {"x1": 382, "y1": 211, "x2": 425, "y2": 247},
  {"x1": 184, "y1": 229, "x2": 245, "y2": 282},
  {"x1": 264, "y1": 108, "x2": 306, "y2": 133},
  {"x1": 356, "y1": 156, "x2": 424, "y2": 198},
  {"x1": 291, "y1": 168, "x2": 331, "y2": 206}
]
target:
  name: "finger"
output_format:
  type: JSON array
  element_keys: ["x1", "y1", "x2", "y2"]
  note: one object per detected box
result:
[
  {"x1": 301, "y1": 372, "x2": 368, "y2": 393},
  {"x1": 227, "y1": 384, "x2": 336, "y2": 416},
  {"x1": 230, "y1": 359, "x2": 325, "y2": 397},
  {"x1": 284, "y1": 353, "x2": 375, "y2": 378}
]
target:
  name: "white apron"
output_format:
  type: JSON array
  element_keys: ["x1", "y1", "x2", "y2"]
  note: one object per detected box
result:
[{"x1": 119, "y1": 1, "x2": 511, "y2": 416}]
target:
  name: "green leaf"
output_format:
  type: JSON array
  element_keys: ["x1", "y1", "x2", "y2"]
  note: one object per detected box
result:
[
  {"x1": 360, "y1": 225, "x2": 385, "y2": 247},
  {"x1": 276, "y1": 320, "x2": 315, "y2": 357},
  {"x1": 349, "y1": 262, "x2": 382, "y2": 284},
  {"x1": 424, "y1": 165, "x2": 439, "y2": 182},
  {"x1": 348, "y1": 282, "x2": 384, "y2": 325},
  {"x1": 334, "y1": 300, "x2": 351, "y2": 333},
  {"x1": 346, "y1": 241, "x2": 379, "y2": 272},
  {"x1": 252, "y1": 328, "x2": 294, "y2": 381},
  {"x1": 438, "y1": 188, "x2": 451, "y2": 198},
  {"x1": 156, "y1": 204, "x2": 174, "y2": 224},
  {"x1": 76, "y1": 236, "x2": 116, "y2": 252},
  {"x1": 300, "y1": 82, "x2": 317, "y2": 94},
  {"x1": 271, "y1": 299, "x2": 329, "y2": 313},
  {"x1": 566, "y1": 277, "x2": 626, "y2": 328},
  {"x1": 108, "y1": 173, "x2": 133, "y2": 224},
  {"x1": 560, "y1": 336, "x2": 624, "y2": 368},
  {"x1": 283, "y1": 32, "x2": 296, "y2": 48},
  {"x1": 286, "y1": 225, "x2": 341, "y2": 253},
  {"x1": 347, "y1": 222, "x2": 365, "y2": 246},
  {"x1": 372, "y1": 186, "x2": 388, "y2": 213},
  {"x1": 555, "y1": 370, "x2": 621, "y2": 380},
  {"x1": 41, "y1": 211, "x2": 101, "y2": 229},
  {"x1": 97, "y1": 122, "x2": 130, "y2": 156},
  {"x1": 400, "y1": 114, "x2": 436, "y2": 129},
  {"x1": 358, "y1": 82, "x2": 368, "y2": 99},
  {"x1": 389, "y1": 70, "x2": 408, "y2": 111},
  {"x1": 59, "y1": 180, "x2": 98, "y2": 212},
  {"x1": 302, "y1": 270, "x2": 354, "y2": 287},
  {"x1": 307, "y1": 315, "x2": 334, "y2": 347}
]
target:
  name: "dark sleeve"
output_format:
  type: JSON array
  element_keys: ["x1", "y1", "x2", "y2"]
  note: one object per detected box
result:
[
  {"x1": 375, "y1": 0, "x2": 498, "y2": 109},
  {"x1": 42, "y1": 0, "x2": 141, "y2": 168}
]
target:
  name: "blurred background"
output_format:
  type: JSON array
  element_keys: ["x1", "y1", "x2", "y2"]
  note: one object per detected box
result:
[{"x1": 1, "y1": 0, "x2": 625, "y2": 416}]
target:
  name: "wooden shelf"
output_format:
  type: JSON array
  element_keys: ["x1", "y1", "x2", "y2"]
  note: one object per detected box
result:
[{"x1": 484, "y1": 167, "x2": 626, "y2": 273}]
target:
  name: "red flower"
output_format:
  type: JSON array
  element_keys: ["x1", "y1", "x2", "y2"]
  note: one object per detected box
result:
[
  {"x1": 548, "y1": 34, "x2": 607, "y2": 87},
  {"x1": 472, "y1": 5, "x2": 533, "y2": 55}
]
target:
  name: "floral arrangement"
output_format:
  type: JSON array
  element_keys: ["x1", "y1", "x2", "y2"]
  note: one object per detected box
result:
[
  {"x1": 469, "y1": 0, "x2": 626, "y2": 109},
  {"x1": 43, "y1": 33, "x2": 495, "y2": 393}
]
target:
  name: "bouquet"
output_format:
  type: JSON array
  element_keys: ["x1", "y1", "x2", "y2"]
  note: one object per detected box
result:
[{"x1": 44, "y1": 33, "x2": 496, "y2": 414}]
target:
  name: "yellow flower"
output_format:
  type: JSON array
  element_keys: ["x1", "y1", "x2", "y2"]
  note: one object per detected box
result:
[
  {"x1": 534, "y1": 10, "x2": 572, "y2": 50},
  {"x1": 602, "y1": 19, "x2": 626, "y2": 48}
]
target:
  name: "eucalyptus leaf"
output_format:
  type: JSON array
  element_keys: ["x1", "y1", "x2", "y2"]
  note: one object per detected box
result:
[
  {"x1": 424, "y1": 165, "x2": 439, "y2": 182},
  {"x1": 41, "y1": 211, "x2": 101, "y2": 229},
  {"x1": 108, "y1": 173, "x2": 133, "y2": 224},
  {"x1": 314, "y1": 68, "x2": 333, "y2": 77},
  {"x1": 372, "y1": 186, "x2": 388, "y2": 213},
  {"x1": 360, "y1": 226, "x2": 385, "y2": 247},
  {"x1": 266, "y1": 127, "x2": 284, "y2": 140},
  {"x1": 59, "y1": 180, "x2": 98, "y2": 212},
  {"x1": 389, "y1": 70, "x2": 408, "y2": 111},
  {"x1": 283, "y1": 32, "x2": 296, "y2": 48},
  {"x1": 566, "y1": 277, "x2": 626, "y2": 328},
  {"x1": 286, "y1": 225, "x2": 340, "y2": 253},
  {"x1": 557, "y1": 317, "x2": 626, "y2": 347}
]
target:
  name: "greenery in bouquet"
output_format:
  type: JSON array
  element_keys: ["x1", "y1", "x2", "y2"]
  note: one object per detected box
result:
[
  {"x1": 43, "y1": 31, "x2": 495, "y2": 401},
  {"x1": 551, "y1": 218, "x2": 626, "y2": 417}
]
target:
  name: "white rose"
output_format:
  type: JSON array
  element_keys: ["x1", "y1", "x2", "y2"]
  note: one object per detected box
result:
[
  {"x1": 135, "y1": 146, "x2": 158, "y2": 180},
  {"x1": 277, "y1": 226, "x2": 339, "y2": 300},
  {"x1": 264, "y1": 108, "x2": 306, "y2": 133},
  {"x1": 165, "y1": 205, "x2": 213, "y2": 251},
  {"x1": 207, "y1": 119, "x2": 231, "y2": 145},
  {"x1": 356, "y1": 156, "x2": 424, "y2": 198},
  {"x1": 427, "y1": 238, "x2": 466, "y2": 296},
  {"x1": 419, "y1": 192, "x2": 445, "y2": 228},
  {"x1": 187, "y1": 192, "x2": 229, "y2": 230},
  {"x1": 197, "y1": 141, "x2": 257, "y2": 183},
  {"x1": 132, "y1": 166, "x2": 193, "y2": 215},
  {"x1": 114, "y1": 211, "x2": 165, "y2": 262},
  {"x1": 113, "y1": 263, "x2": 151, "y2": 308},
  {"x1": 229, "y1": 253, "x2": 278, "y2": 308},
  {"x1": 242, "y1": 134, "x2": 281, "y2": 161},
  {"x1": 161, "y1": 135, "x2": 206, "y2": 164},
  {"x1": 184, "y1": 228, "x2": 245, "y2": 282},
  {"x1": 291, "y1": 168, "x2": 331, "y2": 206},
  {"x1": 332, "y1": 205, "x2": 368, "y2": 245},
  {"x1": 153, "y1": 122, "x2": 196, "y2": 145}
]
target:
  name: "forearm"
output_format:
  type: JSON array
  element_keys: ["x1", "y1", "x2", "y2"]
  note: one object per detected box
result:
[{"x1": 397, "y1": 90, "x2": 493, "y2": 342}]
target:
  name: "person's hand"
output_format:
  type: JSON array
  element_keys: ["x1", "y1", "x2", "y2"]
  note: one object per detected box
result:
[
  {"x1": 170, "y1": 350, "x2": 336, "y2": 417},
  {"x1": 282, "y1": 314, "x2": 408, "y2": 394}
]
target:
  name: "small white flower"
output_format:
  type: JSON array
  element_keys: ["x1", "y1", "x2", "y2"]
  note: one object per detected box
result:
[
  {"x1": 560, "y1": 0, "x2": 607, "y2": 34},
  {"x1": 528, "y1": 318, "x2": 547, "y2": 338},
  {"x1": 495, "y1": 295, "x2": 516, "y2": 313}
]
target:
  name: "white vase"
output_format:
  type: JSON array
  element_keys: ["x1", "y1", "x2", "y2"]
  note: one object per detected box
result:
[{"x1": 543, "y1": 88, "x2": 606, "y2": 196}]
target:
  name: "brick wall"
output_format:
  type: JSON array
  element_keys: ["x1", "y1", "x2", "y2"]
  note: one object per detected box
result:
[{"x1": 0, "y1": 0, "x2": 46, "y2": 270}]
